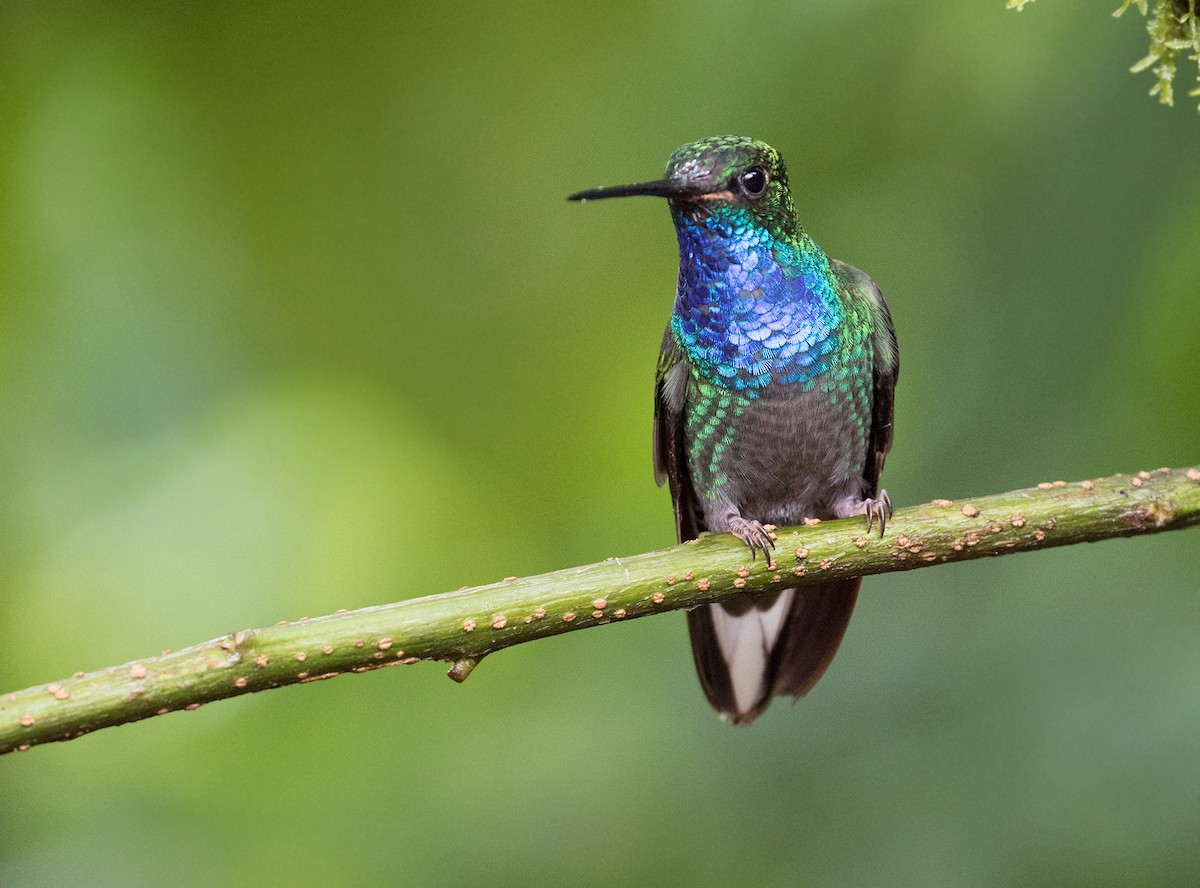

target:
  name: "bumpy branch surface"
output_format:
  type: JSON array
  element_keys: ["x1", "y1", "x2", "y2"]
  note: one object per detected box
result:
[{"x1": 3, "y1": 465, "x2": 1199, "y2": 755}]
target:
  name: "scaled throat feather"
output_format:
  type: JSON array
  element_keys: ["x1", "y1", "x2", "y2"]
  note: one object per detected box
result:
[{"x1": 670, "y1": 209, "x2": 842, "y2": 393}]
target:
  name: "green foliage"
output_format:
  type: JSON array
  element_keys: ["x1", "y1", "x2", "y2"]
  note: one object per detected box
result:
[
  {"x1": 1012, "y1": 0, "x2": 1200, "y2": 109},
  {"x1": 1128, "y1": 0, "x2": 1200, "y2": 108}
]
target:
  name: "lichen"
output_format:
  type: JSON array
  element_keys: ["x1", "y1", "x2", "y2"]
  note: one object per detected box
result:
[{"x1": 1009, "y1": 0, "x2": 1200, "y2": 111}]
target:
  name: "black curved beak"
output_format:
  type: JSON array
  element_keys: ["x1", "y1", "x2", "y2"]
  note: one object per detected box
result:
[{"x1": 567, "y1": 178, "x2": 692, "y2": 202}]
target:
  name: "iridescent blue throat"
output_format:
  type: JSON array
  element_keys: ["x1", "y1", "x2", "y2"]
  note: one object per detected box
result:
[{"x1": 670, "y1": 207, "x2": 842, "y2": 392}]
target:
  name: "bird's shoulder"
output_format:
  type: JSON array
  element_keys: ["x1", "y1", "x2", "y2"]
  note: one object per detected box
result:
[
  {"x1": 653, "y1": 326, "x2": 691, "y2": 488},
  {"x1": 829, "y1": 258, "x2": 896, "y2": 369}
]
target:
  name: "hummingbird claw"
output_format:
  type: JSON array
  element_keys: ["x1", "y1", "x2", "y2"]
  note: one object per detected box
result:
[
  {"x1": 862, "y1": 490, "x2": 892, "y2": 538},
  {"x1": 726, "y1": 517, "x2": 774, "y2": 564}
]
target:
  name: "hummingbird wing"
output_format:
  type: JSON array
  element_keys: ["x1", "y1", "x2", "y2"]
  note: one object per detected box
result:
[
  {"x1": 831, "y1": 258, "x2": 899, "y2": 498},
  {"x1": 653, "y1": 326, "x2": 700, "y2": 541}
]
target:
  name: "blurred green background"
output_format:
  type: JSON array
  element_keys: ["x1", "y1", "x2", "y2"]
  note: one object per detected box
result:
[{"x1": 2, "y1": 2, "x2": 1198, "y2": 885}]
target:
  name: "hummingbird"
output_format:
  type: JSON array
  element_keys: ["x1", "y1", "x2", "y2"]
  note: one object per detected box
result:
[{"x1": 569, "y1": 136, "x2": 898, "y2": 724}]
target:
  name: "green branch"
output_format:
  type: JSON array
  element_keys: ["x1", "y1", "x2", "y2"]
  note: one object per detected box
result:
[{"x1": 3, "y1": 465, "x2": 1199, "y2": 755}]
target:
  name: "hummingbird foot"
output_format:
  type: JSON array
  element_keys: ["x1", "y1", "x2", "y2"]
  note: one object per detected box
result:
[
  {"x1": 832, "y1": 490, "x2": 893, "y2": 537},
  {"x1": 725, "y1": 516, "x2": 776, "y2": 562},
  {"x1": 863, "y1": 489, "x2": 893, "y2": 537}
]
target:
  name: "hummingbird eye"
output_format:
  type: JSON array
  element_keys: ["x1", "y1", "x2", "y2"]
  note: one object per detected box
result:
[{"x1": 738, "y1": 166, "x2": 768, "y2": 198}]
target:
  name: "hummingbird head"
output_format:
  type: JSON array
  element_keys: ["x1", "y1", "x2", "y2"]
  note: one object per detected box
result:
[{"x1": 568, "y1": 135, "x2": 798, "y2": 236}]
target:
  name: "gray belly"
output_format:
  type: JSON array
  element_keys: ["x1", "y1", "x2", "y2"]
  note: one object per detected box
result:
[{"x1": 691, "y1": 383, "x2": 869, "y2": 528}]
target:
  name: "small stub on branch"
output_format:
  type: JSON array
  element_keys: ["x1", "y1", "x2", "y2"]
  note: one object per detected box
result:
[{"x1": 447, "y1": 658, "x2": 479, "y2": 683}]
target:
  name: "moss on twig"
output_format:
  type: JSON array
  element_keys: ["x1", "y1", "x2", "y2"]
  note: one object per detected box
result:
[{"x1": 1009, "y1": 0, "x2": 1200, "y2": 110}]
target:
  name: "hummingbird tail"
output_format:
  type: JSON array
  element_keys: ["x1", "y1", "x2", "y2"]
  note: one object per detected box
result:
[{"x1": 686, "y1": 579, "x2": 860, "y2": 725}]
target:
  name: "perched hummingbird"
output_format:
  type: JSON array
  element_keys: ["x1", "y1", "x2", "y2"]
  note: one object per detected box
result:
[{"x1": 570, "y1": 136, "x2": 898, "y2": 724}]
